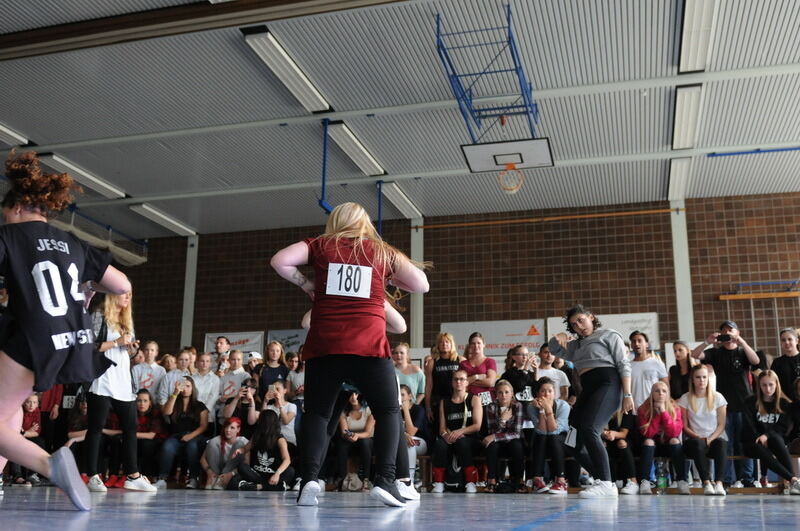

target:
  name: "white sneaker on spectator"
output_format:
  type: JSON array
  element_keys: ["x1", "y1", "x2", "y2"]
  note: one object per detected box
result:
[
  {"x1": 154, "y1": 479, "x2": 167, "y2": 490},
  {"x1": 703, "y1": 483, "x2": 716, "y2": 496},
  {"x1": 124, "y1": 475, "x2": 157, "y2": 492},
  {"x1": 714, "y1": 482, "x2": 726, "y2": 496},
  {"x1": 317, "y1": 479, "x2": 326, "y2": 496},
  {"x1": 638, "y1": 480, "x2": 652, "y2": 495},
  {"x1": 292, "y1": 478, "x2": 302, "y2": 491},
  {"x1": 297, "y1": 480, "x2": 321, "y2": 506},
  {"x1": 619, "y1": 481, "x2": 638, "y2": 495},
  {"x1": 731, "y1": 480, "x2": 744, "y2": 489},
  {"x1": 692, "y1": 480, "x2": 702, "y2": 488},
  {"x1": 186, "y1": 478, "x2": 198, "y2": 490},
  {"x1": 578, "y1": 480, "x2": 618, "y2": 498},
  {"x1": 431, "y1": 482, "x2": 445, "y2": 493},
  {"x1": 525, "y1": 478, "x2": 533, "y2": 489},
  {"x1": 790, "y1": 479, "x2": 800, "y2": 495},
  {"x1": 211, "y1": 477, "x2": 224, "y2": 491},
  {"x1": 396, "y1": 480, "x2": 420, "y2": 501},
  {"x1": 465, "y1": 482, "x2": 477, "y2": 493},
  {"x1": 676, "y1": 480, "x2": 690, "y2": 495},
  {"x1": 87, "y1": 474, "x2": 107, "y2": 493}
]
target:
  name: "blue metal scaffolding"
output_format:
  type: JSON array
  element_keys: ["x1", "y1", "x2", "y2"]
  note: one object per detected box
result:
[{"x1": 436, "y1": 5, "x2": 539, "y2": 144}]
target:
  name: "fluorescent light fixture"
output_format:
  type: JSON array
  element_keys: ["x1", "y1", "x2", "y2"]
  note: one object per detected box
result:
[
  {"x1": 328, "y1": 122, "x2": 385, "y2": 176},
  {"x1": 382, "y1": 182, "x2": 422, "y2": 219},
  {"x1": 679, "y1": 0, "x2": 718, "y2": 73},
  {"x1": 39, "y1": 153, "x2": 125, "y2": 198},
  {"x1": 243, "y1": 28, "x2": 330, "y2": 113},
  {"x1": 0, "y1": 123, "x2": 27, "y2": 145},
  {"x1": 129, "y1": 203, "x2": 196, "y2": 236},
  {"x1": 668, "y1": 157, "x2": 692, "y2": 201},
  {"x1": 672, "y1": 84, "x2": 702, "y2": 150}
]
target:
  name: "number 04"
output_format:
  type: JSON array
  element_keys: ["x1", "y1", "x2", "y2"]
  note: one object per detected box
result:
[{"x1": 31, "y1": 260, "x2": 84, "y2": 317}]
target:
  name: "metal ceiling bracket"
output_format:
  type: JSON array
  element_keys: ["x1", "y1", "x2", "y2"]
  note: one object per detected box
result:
[{"x1": 318, "y1": 118, "x2": 333, "y2": 214}]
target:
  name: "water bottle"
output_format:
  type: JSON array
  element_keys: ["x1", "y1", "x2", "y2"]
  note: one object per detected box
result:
[{"x1": 656, "y1": 460, "x2": 668, "y2": 495}]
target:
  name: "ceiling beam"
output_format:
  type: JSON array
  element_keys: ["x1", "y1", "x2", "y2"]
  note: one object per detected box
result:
[
  {"x1": 3, "y1": 62, "x2": 800, "y2": 157},
  {"x1": 0, "y1": 0, "x2": 402, "y2": 61},
  {"x1": 75, "y1": 139, "x2": 800, "y2": 208}
]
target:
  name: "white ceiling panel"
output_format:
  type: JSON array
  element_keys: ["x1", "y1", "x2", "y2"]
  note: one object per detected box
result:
[
  {"x1": 689, "y1": 150, "x2": 800, "y2": 198},
  {"x1": 709, "y1": 0, "x2": 800, "y2": 71},
  {"x1": 0, "y1": 0, "x2": 196, "y2": 35}
]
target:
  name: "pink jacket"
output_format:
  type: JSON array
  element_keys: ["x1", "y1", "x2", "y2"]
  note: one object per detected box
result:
[{"x1": 638, "y1": 404, "x2": 683, "y2": 440}]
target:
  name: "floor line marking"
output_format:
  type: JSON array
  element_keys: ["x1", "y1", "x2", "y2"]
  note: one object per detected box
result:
[{"x1": 510, "y1": 503, "x2": 582, "y2": 530}]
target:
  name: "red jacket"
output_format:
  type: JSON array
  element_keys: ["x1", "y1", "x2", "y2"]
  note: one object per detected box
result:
[{"x1": 638, "y1": 404, "x2": 683, "y2": 440}]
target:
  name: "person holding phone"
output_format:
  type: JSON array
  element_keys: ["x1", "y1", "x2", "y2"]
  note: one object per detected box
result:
[
  {"x1": 271, "y1": 202, "x2": 429, "y2": 507},
  {"x1": 221, "y1": 378, "x2": 261, "y2": 439},
  {"x1": 691, "y1": 321, "x2": 760, "y2": 488}
]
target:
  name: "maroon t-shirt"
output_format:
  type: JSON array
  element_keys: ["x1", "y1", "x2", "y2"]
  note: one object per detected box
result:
[
  {"x1": 302, "y1": 237, "x2": 391, "y2": 360},
  {"x1": 460, "y1": 357, "x2": 498, "y2": 401}
]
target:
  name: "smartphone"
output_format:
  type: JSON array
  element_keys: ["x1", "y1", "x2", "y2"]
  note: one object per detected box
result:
[
  {"x1": 268, "y1": 384, "x2": 276, "y2": 393},
  {"x1": 717, "y1": 334, "x2": 731, "y2": 342}
]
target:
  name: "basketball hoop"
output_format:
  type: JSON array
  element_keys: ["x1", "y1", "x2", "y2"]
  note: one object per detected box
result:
[{"x1": 496, "y1": 163, "x2": 524, "y2": 194}]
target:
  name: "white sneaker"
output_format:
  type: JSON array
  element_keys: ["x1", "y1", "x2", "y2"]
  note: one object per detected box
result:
[
  {"x1": 703, "y1": 483, "x2": 716, "y2": 495},
  {"x1": 124, "y1": 475, "x2": 157, "y2": 492},
  {"x1": 396, "y1": 480, "x2": 420, "y2": 501},
  {"x1": 465, "y1": 482, "x2": 477, "y2": 493},
  {"x1": 620, "y1": 481, "x2": 639, "y2": 495},
  {"x1": 525, "y1": 478, "x2": 533, "y2": 489},
  {"x1": 715, "y1": 482, "x2": 727, "y2": 496},
  {"x1": 211, "y1": 476, "x2": 224, "y2": 491},
  {"x1": 317, "y1": 479, "x2": 326, "y2": 497},
  {"x1": 578, "y1": 480, "x2": 618, "y2": 498},
  {"x1": 186, "y1": 478, "x2": 198, "y2": 490},
  {"x1": 154, "y1": 479, "x2": 167, "y2": 490},
  {"x1": 790, "y1": 479, "x2": 800, "y2": 495},
  {"x1": 87, "y1": 474, "x2": 107, "y2": 493},
  {"x1": 731, "y1": 480, "x2": 744, "y2": 489},
  {"x1": 292, "y1": 478, "x2": 302, "y2": 492},
  {"x1": 677, "y1": 480, "x2": 690, "y2": 495},
  {"x1": 638, "y1": 479, "x2": 652, "y2": 495},
  {"x1": 431, "y1": 482, "x2": 444, "y2": 493},
  {"x1": 297, "y1": 480, "x2": 321, "y2": 506}
]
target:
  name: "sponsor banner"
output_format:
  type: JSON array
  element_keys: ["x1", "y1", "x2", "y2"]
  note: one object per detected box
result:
[
  {"x1": 267, "y1": 329, "x2": 308, "y2": 353},
  {"x1": 204, "y1": 331, "x2": 264, "y2": 354},
  {"x1": 440, "y1": 319, "x2": 545, "y2": 359},
  {"x1": 547, "y1": 312, "x2": 661, "y2": 348}
]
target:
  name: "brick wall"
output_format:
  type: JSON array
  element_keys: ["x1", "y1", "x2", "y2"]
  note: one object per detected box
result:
[{"x1": 125, "y1": 193, "x2": 800, "y2": 357}]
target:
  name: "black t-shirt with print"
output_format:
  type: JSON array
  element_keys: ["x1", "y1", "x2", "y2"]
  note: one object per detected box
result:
[{"x1": 702, "y1": 347, "x2": 759, "y2": 413}]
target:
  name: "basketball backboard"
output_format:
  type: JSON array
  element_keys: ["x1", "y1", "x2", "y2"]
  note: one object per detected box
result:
[{"x1": 461, "y1": 138, "x2": 554, "y2": 173}]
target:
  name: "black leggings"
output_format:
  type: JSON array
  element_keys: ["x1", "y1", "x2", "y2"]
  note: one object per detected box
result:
[
  {"x1": 85, "y1": 393, "x2": 139, "y2": 476},
  {"x1": 683, "y1": 437, "x2": 726, "y2": 482},
  {"x1": 137, "y1": 438, "x2": 162, "y2": 477},
  {"x1": 236, "y1": 461, "x2": 296, "y2": 491},
  {"x1": 486, "y1": 438, "x2": 524, "y2": 482},
  {"x1": 301, "y1": 356, "x2": 400, "y2": 483},
  {"x1": 432, "y1": 436, "x2": 482, "y2": 468},
  {"x1": 744, "y1": 433, "x2": 795, "y2": 481},
  {"x1": 571, "y1": 368, "x2": 621, "y2": 482},
  {"x1": 336, "y1": 437, "x2": 374, "y2": 480},
  {"x1": 395, "y1": 413, "x2": 410, "y2": 480},
  {"x1": 530, "y1": 432, "x2": 566, "y2": 478},
  {"x1": 606, "y1": 441, "x2": 636, "y2": 480},
  {"x1": 639, "y1": 442, "x2": 686, "y2": 481}
]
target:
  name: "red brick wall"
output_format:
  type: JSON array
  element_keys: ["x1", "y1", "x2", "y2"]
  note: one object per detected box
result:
[{"x1": 125, "y1": 193, "x2": 800, "y2": 357}]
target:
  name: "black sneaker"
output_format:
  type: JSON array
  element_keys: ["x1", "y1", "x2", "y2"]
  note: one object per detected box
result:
[
  {"x1": 369, "y1": 475, "x2": 406, "y2": 507},
  {"x1": 237, "y1": 480, "x2": 258, "y2": 491}
]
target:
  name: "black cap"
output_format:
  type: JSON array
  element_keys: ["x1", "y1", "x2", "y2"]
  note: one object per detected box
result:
[{"x1": 720, "y1": 320, "x2": 738, "y2": 331}]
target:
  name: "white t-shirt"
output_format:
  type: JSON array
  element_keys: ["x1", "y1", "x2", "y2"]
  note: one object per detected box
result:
[
  {"x1": 131, "y1": 362, "x2": 166, "y2": 393},
  {"x1": 344, "y1": 406, "x2": 372, "y2": 433},
  {"x1": 537, "y1": 368, "x2": 570, "y2": 394},
  {"x1": 631, "y1": 356, "x2": 668, "y2": 408},
  {"x1": 677, "y1": 391, "x2": 728, "y2": 440},
  {"x1": 287, "y1": 371, "x2": 305, "y2": 399},
  {"x1": 267, "y1": 402, "x2": 297, "y2": 446},
  {"x1": 89, "y1": 322, "x2": 135, "y2": 402},
  {"x1": 192, "y1": 371, "x2": 221, "y2": 422}
]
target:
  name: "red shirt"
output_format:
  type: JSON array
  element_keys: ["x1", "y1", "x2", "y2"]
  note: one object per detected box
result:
[
  {"x1": 302, "y1": 237, "x2": 391, "y2": 360},
  {"x1": 22, "y1": 409, "x2": 41, "y2": 434},
  {"x1": 137, "y1": 409, "x2": 168, "y2": 440},
  {"x1": 460, "y1": 357, "x2": 498, "y2": 398},
  {"x1": 40, "y1": 385, "x2": 63, "y2": 413}
]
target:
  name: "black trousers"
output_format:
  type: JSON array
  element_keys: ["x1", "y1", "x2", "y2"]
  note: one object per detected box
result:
[
  {"x1": 432, "y1": 436, "x2": 482, "y2": 468},
  {"x1": 236, "y1": 461, "x2": 296, "y2": 491},
  {"x1": 85, "y1": 393, "x2": 139, "y2": 476},
  {"x1": 486, "y1": 438, "x2": 524, "y2": 482},
  {"x1": 301, "y1": 356, "x2": 400, "y2": 483},
  {"x1": 744, "y1": 433, "x2": 795, "y2": 481},
  {"x1": 683, "y1": 437, "x2": 726, "y2": 482},
  {"x1": 395, "y1": 414, "x2": 410, "y2": 480},
  {"x1": 530, "y1": 432, "x2": 566, "y2": 478},
  {"x1": 336, "y1": 437, "x2": 374, "y2": 480},
  {"x1": 137, "y1": 438, "x2": 162, "y2": 477},
  {"x1": 571, "y1": 368, "x2": 621, "y2": 482},
  {"x1": 606, "y1": 441, "x2": 636, "y2": 480}
]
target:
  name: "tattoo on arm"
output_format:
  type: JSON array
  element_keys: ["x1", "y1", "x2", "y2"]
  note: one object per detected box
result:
[{"x1": 291, "y1": 270, "x2": 307, "y2": 288}]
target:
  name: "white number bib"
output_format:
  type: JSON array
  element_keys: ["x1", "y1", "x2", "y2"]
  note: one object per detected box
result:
[
  {"x1": 326, "y1": 263, "x2": 372, "y2": 299},
  {"x1": 478, "y1": 391, "x2": 493, "y2": 406},
  {"x1": 516, "y1": 386, "x2": 533, "y2": 402}
]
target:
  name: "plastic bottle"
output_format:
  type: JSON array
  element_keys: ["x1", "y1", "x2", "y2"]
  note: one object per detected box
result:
[{"x1": 656, "y1": 460, "x2": 669, "y2": 495}]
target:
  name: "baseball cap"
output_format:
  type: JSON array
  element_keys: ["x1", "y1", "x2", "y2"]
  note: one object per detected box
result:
[{"x1": 719, "y1": 320, "x2": 738, "y2": 331}]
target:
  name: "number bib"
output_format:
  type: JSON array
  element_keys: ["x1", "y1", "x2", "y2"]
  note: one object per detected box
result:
[
  {"x1": 478, "y1": 391, "x2": 493, "y2": 406},
  {"x1": 326, "y1": 263, "x2": 372, "y2": 299},
  {"x1": 516, "y1": 386, "x2": 533, "y2": 402}
]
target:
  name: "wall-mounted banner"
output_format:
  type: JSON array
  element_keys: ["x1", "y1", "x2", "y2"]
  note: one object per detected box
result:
[
  {"x1": 440, "y1": 319, "x2": 545, "y2": 358},
  {"x1": 204, "y1": 331, "x2": 264, "y2": 354},
  {"x1": 547, "y1": 312, "x2": 661, "y2": 349},
  {"x1": 267, "y1": 329, "x2": 309, "y2": 353}
]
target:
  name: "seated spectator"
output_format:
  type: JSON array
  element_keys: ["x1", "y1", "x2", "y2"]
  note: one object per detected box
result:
[
  {"x1": 247, "y1": 351, "x2": 264, "y2": 377},
  {"x1": 604, "y1": 409, "x2": 638, "y2": 495},
  {"x1": 135, "y1": 389, "x2": 167, "y2": 480},
  {"x1": 156, "y1": 349, "x2": 193, "y2": 406},
  {"x1": 678, "y1": 364, "x2": 727, "y2": 496},
  {"x1": 201, "y1": 417, "x2": 248, "y2": 490},
  {"x1": 233, "y1": 410, "x2": 295, "y2": 491},
  {"x1": 38, "y1": 384, "x2": 63, "y2": 453},
  {"x1": 770, "y1": 328, "x2": 800, "y2": 401},
  {"x1": 528, "y1": 377, "x2": 570, "y2": 495},
  {"x1": 259, "y1": 341, "x2": 290, "y2": 399},
  {"x1": 431, "y1": 369, "x2": 483, "y2": 493},
  {"x1": 156, "y1": 376, "x2": 209, "y2": 489},
  {"x1": 460, "y1": 332, "x2": 497, "y2": 405},
  {"x1": 335, "y1": 392, "x2": 375, "y2": 492},
  {"x1": 669, "y1": 341, "x2": 696, "y2": 400},
  {"x1": 536, "y1": 345, "x2": 570, "y2": 401},
  {"x1": 400, "y1": 384, "x2": 428, "y2": 483},
  {"x1": 12, "y1": 394, "x2": 45, "y2": 486},
  {"x1": 132, "y1": 341, "x2": 167, "y2": 394},
  {"x1": 221, "y1": 378, "x2": 261, "y2": 439},
  {"x1": 265, "y1": 380, "x2": 297, "y2": 449},
  {"x1": 742, "y1": 370, "x2": 800, "y2": 492},
  {"x1": 483, "y1": 380, "x2": 525, "y2": 493},
  {"x1": 159, "y1": 353, "x2": 176, "y2": 373},
  {"x1": 192, "y1": 352, "x2": 221, "y2": 432},
  {"x1": 285, "y1": 352, "x2": 305, "y2": 404},
  {"x1": 637, "y1": 381, "x2": 688, "y2": 494},
  {"x1": 219, "y1": 350, "x2": 250, "y2": 410},
  {"x1": 393, "y1": 342, "x2": 425, "y2": 405},
  {"x1": 424, "y1": 332, "x2": 464, "y2": 424},
  {"x1": 500, "y1": 345, "x2": 537, "y2": 486},
  {"x1": 64, "y1": 397, "x2": 90, "y2": 475},
  {"x1": 692, "y1": 321, "x2": 760, "y2": 488},
  {"x1": 630, "y1": 331, "x2": 668, "y2": 408}
]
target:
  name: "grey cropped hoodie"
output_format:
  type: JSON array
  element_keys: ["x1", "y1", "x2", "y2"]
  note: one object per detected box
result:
[{"x1": 548, "y1": 328, "x2": 631, "y2": 379}]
